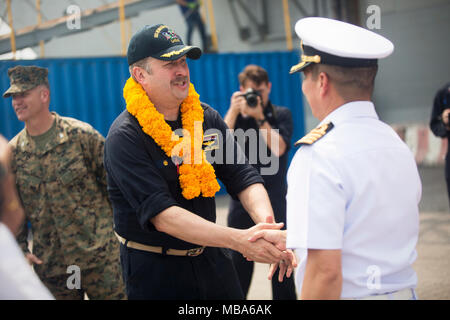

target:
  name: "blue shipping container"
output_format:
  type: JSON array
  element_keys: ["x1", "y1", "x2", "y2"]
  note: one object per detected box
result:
[{"x1": 0, "y1": 52, "x2": 305, "y2": 192}]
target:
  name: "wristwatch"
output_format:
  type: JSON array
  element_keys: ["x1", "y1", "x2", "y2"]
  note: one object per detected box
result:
[{"x1": 256, "y1": 117, "x2": 267, "y2": 127}]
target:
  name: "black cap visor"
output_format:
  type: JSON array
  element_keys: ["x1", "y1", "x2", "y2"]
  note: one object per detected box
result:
[{"x1": 290, "y1": 45, "x2": 378, "y2": 74}]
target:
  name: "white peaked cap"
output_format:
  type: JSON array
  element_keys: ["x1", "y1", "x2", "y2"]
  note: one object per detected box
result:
[{"x1": 290, "y1": 17, "x2": 394, "y2": 74}]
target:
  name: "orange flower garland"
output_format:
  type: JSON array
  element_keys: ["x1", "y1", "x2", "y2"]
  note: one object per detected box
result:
[{"x1": 123, "y1": 77, "x2": 220, "y2": 200}]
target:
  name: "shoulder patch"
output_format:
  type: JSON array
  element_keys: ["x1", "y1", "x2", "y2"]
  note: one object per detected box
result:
[{"x1": 294, "y1": 122, "x2": 334, "y2": 146}]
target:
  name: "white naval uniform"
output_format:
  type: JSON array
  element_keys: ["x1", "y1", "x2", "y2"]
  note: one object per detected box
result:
[{"x1": 286, "y1": 101, "x2": 421, "y2": 299}]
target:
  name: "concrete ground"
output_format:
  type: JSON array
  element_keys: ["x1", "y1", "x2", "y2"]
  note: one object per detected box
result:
[{"x1": 215, "y1": 166, "x2": 450, "y2": 300}]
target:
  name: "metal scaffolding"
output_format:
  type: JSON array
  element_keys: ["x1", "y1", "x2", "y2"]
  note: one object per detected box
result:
[{"x1": 0, "y1": 0, "x2": 175, "y2": 55}]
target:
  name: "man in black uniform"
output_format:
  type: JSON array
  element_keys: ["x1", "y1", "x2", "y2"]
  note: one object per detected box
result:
[
  {"x1": 429, "y1": 82, "x2": 450, "y2": 207},
  {"x1": 104, "y1": 24, "x2": 294, "y2": 300},
  {"x1": 224, "y1": 65, "x2": 297, "y2": 299}
]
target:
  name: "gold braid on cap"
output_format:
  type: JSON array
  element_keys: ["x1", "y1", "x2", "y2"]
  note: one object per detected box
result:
[
  {"x1": 300, "y1": 40, "x2": 321, "y2": 63},
  {"x1": 289, "y1": 40, "x2": 321, "y2": 74},
  {"x1": 301, "y1": 54, "x2": 321, "y2": 63},
  {"x1": 160, "y1": 46, "x2": 191, "y2": 58}
]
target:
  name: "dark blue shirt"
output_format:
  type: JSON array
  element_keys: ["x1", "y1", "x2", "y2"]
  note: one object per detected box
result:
[{"x1": 104, "y1": 103, "x2": 263, "y2": 249}]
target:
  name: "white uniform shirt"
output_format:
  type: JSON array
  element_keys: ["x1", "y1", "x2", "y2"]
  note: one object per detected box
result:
[
  {"x1": 286, "y1": 101, "x2": 421, "y2": 299},
  {"x1": 0, "y1": 223, "x2": 54, "y2": 299}
]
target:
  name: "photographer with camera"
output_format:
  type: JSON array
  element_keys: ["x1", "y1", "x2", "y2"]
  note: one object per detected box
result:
[
  {"x1": 430, "y1": 82, "x2": 450, "y2": 207},
  {"x1": 224, "y1": 65, "x2": 296, "y2": 299}
]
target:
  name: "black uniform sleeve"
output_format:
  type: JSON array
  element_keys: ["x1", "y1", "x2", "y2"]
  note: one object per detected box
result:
[
  {"x1": 206, "y1": 107, "x2": 264, "y2": 200},
  {"x1": 430, "y1": 85, "x2": 450, "y2": 138},
  {"x1": 274, "y1": 106, "x2": 294, "y2": 152},
  {"x1": 104, "y1": 126, "x2": 178, "y2": 231}
]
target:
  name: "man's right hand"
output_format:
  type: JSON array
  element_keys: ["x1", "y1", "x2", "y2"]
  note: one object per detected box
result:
[
  {"x1": 234, "y1": 222, "x2": 288, "y2": 264},
  {"x1": 248, "y1": 228, "x2": 287, "y2": 251},
  {"x1": 248, "y1": 223, "x2": 298, "y2": 282},
  {"x1": 229, "y1": 91, "x2": 247, "y2": 117},
  {"x1": 25, "y1": 253, "x2": 43, "y2": 266},
  {"x1": 224, "y1": 91, "x2": 248, "y2": 129}
]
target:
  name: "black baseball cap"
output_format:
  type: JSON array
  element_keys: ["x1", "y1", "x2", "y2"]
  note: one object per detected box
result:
[{"x1": 127, "y1": 24, "x2": 202, "y2": 65}]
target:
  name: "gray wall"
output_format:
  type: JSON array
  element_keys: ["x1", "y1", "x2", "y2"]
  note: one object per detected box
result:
[
  {"x1": 2, "y1": 0, "x2": 319, "y2": 56},
  {"x1": 363, "y1": 0, "x2": 450, "y2": 126},
  {"x1": 302, "y1": 0, "x2": 450, "y2": 131}
]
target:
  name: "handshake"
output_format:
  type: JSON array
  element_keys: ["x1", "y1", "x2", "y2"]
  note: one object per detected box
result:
[{"x1": 235, "y1": 216, "x2": 297, "y2": 282}]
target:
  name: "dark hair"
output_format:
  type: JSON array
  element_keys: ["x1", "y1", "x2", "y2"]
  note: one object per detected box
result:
[
  {"x1": 238, "y1": 65, "x2": 269, "y2": 87},
  {"x1": 306, "y1": 63, "x2": 378, "y2": 98}
]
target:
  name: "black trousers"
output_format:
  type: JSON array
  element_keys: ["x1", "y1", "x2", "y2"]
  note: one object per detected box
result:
[
  {"x1": 120, "y1": 244, "x2": 244, "y2": 300},
  {"x1": 186, "y1": 11, "x2": 208, "y2": 51},
  {"x1": 228, "y1": 200, "x2": 297, "y2": 300}
]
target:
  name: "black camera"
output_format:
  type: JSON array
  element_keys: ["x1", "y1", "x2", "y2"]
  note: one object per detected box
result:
[{"x1": 241, "y1": 88, "x2": 261, "y2": 108}]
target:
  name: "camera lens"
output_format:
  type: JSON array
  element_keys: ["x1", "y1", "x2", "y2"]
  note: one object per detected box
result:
[{"x1": 246, "y1": 93, "x2": 258, "y2": 107}]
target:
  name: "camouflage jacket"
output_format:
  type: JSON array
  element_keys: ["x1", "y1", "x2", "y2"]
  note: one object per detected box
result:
[{"x1": 9, "y1": 112, "x2": 118, "y2": 278}]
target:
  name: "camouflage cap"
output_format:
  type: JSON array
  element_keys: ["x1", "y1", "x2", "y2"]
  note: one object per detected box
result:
[{"x1": 3, "y1": 65, "x2": 49, "y2": 98}]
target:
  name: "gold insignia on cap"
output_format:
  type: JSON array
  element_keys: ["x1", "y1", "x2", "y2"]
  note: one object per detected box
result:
[
  {"x1": 154, "y1": 25, "x2": 168, "y2": 38},
  {"x1": 300, "y1": 40, "x2": 320, "y2": 63},
  {"x1": 289, "y1": 40, "x2": 321, "y2": 74},
  {"x1": 301, "y1": 54, "x2": 321, "y2": 63},
  {"x1": 160, "y1": 46, "x2": 191, "y2": 58},
  {"x1": 294, "y1": 122, "x2": 334, "y2": 146}
]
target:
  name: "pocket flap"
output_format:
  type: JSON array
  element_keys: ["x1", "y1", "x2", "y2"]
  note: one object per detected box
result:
[
  {"x1": 17, "y1": 172, "x2": 41, "y2": 189},
  {"x1": 58, "y1": 159, "x2": 87, "y2": 185}
]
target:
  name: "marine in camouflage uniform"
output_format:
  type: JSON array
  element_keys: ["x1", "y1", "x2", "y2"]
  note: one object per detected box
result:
[{"x1": 3, "y1": 65, "x2": 125, "y2": 300}]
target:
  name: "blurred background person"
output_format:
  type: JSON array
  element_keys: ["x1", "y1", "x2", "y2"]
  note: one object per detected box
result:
[
  {"x1": 176, "y1": 0, "x2": 210, "y2": 53},
  {"x1": 0, "y1": 134, "x2": 54, "y2": 300},
  {"x1": 429, "y1": 82, "x2": 450, "y2": 207},
  {"x1": 224, "y1": 64, "x2": 296, "y2": 300}
]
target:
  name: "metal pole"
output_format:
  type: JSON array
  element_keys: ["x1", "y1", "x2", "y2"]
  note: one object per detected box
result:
[
  {"x1": 282, "y1": 0, "x2": 293, "y2": 51},
  {"x1": 36, "y1": 0, "x2": 45, "y2": 57},
  {"x1": 119, "y1": 0, "x2": 126, "y2": 56},
  {"x1": 205, "y1": 0, "x2": 218, "y2": 52},
  {"x1": 200, "y1": 0, "x2": 207, "y2": 22},
  {"x1": 127, "y1": 18, "x2": 132, "y2": 46},
  {"x1": 6, "y1": 0, "x2": 16, "y2": 60}
]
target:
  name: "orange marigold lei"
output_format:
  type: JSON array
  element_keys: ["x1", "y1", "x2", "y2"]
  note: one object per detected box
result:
[{"x1": 123, "y1": 77, "x2": 220, "y2": 200}]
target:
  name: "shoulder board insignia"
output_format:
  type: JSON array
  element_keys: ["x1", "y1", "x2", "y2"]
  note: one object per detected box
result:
[{"x1": 294, "y1": 122, "x2": 334, "y2": 146}]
